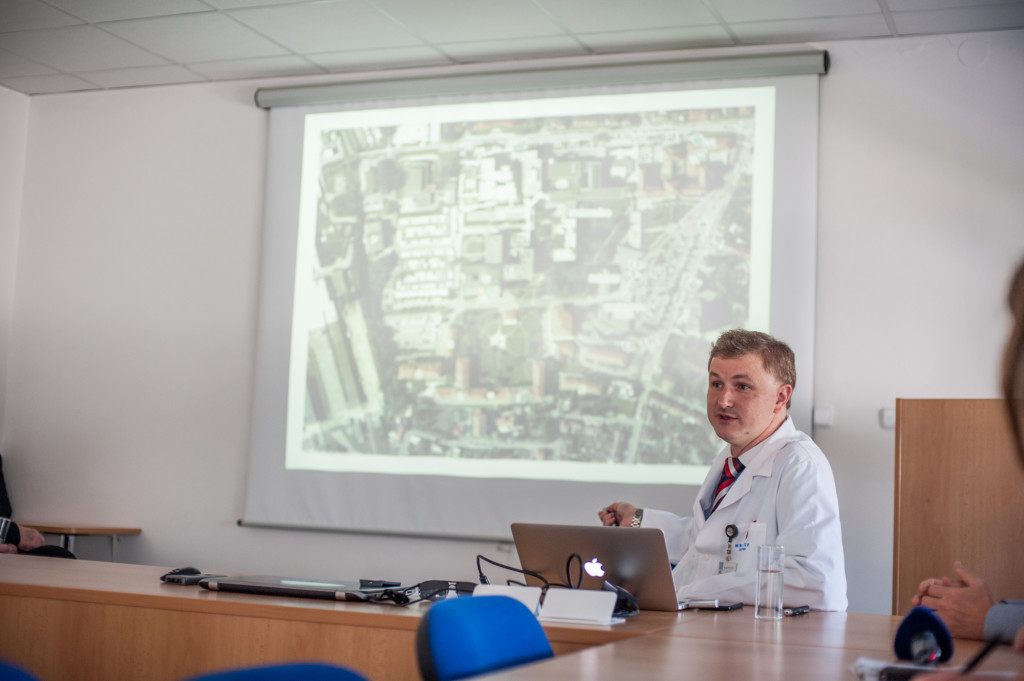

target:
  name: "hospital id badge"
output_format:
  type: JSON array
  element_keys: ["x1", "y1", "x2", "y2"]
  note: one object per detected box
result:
[{"x1": 719, "y1": 523, "x2": 739, "y2": 573}]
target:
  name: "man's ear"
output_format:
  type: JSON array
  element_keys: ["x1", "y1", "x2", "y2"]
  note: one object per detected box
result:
[{"x1": 775, "y1": 383, "x2": 793, "y2": 412}]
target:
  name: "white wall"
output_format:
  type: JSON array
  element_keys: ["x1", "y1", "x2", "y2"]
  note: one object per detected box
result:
[
  {"x1": 2, "y1": 30, "x2": 1022, "y2": 614},
  {"x1": 814, "y1": 32, "x2": 1024, "y2": 613},
  {"x1": 0, "y1": 86, "x2": 29, "y2": 444}
]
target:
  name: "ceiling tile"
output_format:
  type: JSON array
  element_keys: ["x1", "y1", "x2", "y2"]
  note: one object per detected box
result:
[
  {"x1": 892, "y1": 5, "x2": 1024, "y2": 34},
  {"x1": 42, "y1": 0, "x2": 213, "y2": 23},
  {"x1": 202, "y1": 0, "x2": 308, "y2": 8},
  {"x1": 538, "y1": 0, "x2": 718, "y2": 33},
  {"x1": 229, "y1": 0, "x2": 422, "y2": 53},
  {"x1": 372, "y1": 0, "x2": 564, "y2": 43},
  {"x1": 438, "y1": 35, "x2": 589, "y2": 62},
  {"x1": 0, "y1": 25, "x2": 168, "y2": 71},
  {"x1": 1, "y1": 72, "x2": 100, "y2": 94},
  {"x1": 104, "y1": 12, "x2": 293, "y2": 63},
  {"x1": 710, "y1": 0, "x2": 882, "y2": 23},
  {"x1": 189, "y1": 55, "x2": 325, "y2": 80},
  {"x1": 731, "y1": 14, "x2": 892, "y2": 43},
  {"x1": 308, "y1": 46, "x2": 453, "y2": 72},
  {"x1": 80, "y1": 64, "x2": 207, "y2": 88},
  {"x1": 0, "y1": 0, "x2": 1022, "y2": 95},
  {"x1": 578, "y1": 26, "x2": 734, "y2": 52},
  {"x1": 885, "y1": 0, "x2": 1024, "y2": 10},
  {"x1": 0, "y1": 0, "x2": 82, "y2": 33},
  {"x1": 0, "y1": 48, "x2": 57, "y2": 78}
]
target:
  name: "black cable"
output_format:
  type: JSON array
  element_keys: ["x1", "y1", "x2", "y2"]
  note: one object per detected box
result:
[
  {"x1": 565, "y1": 553, "x2": 583, "y2": 589},
  {"x1": 361, "y1": 553, "x2": 599, "y2": 610},
  {"x1": 351, "y1": 584, "x2": 421, "y2": 606},
  {"x1": 351, "y1": 581, "x2": 442, "y2": 607},
  {"x1": 477, "y1": 553, "x2": 586, "y2": 592},
  {"x1": 476, "y1": 554, "x2": 551, "y2": 589}
]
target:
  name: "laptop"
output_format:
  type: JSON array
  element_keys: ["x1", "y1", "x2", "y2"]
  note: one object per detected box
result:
[
  {"x1": 511, "y1": 522, "x2": 684, "y2": 612},
  {"x1": 199, "y1": 575, "x2": 399, "y2": 601}
]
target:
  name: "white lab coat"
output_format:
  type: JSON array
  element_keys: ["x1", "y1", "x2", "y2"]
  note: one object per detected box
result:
[{"x1": 642, "y1": 417, "x2": 848, "y2": 611}]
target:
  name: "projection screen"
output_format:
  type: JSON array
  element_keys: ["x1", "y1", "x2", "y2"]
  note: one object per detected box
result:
[{"x1": 243, "y1": 68, "x2": 820, "y2": 541}]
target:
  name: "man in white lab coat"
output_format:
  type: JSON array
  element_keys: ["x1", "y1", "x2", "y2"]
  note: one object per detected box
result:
[{"x1": 600, "y1": 329, "x2": 847, "y2": 611}]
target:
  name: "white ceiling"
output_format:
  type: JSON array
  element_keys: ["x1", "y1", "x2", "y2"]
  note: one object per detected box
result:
[{"x1": 1, "y1": 0, "x2": 1023, "y2": 96}]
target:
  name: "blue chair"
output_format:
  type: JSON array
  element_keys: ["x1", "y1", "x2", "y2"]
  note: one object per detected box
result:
[
  {"x1": 0, "y1": 660, "x2": 41, "y2": 681},
  {"x1": 180, "y1": 662, "x2": 369, "y2": 681},
  {"x1": 416, "y1": 595, "x2": 554, "y2": 681}
]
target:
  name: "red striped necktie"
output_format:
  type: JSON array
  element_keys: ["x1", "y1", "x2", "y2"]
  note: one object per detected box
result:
[{"x1": 711, "y1": 457, "x2": 745, "y2": 514}]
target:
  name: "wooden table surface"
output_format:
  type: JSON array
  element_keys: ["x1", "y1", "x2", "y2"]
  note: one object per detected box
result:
[
  {"x1": 3, "y1": 554, "x2": 1021, "y2": 681},
  {"x1": 0, "y1": 554, "x2": 667, "y2": 681},
  {"x1": 19, "y1": 520, "x2": 142, "y2": 561},
  {"x1": 19, "y1": 521, "x2": 141, "y2": 536},
  {"x1": 487, "y1": 613, "x2": 1024, "y2": 681}
]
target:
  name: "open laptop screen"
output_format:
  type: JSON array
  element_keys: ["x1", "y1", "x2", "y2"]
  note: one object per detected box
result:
[{"x1": 510, "y1": 522, "x2": 681, "y2": 611}]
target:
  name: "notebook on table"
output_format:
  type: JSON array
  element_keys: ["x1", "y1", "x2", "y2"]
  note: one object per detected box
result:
[{"x1": 510, "y1": 522, "x2": 685, "y2": 612}]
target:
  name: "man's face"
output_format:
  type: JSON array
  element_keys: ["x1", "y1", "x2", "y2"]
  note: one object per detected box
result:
[{"x1": 706, "y1": 353, "x2": 792, "y2": 456}]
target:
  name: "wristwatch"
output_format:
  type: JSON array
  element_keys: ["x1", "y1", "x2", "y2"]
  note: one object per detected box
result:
[{"x1": 631, "y1": 508, "x2": 644, "y2": 527}]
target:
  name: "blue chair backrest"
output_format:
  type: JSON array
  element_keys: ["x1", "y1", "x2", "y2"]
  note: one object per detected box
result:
[
  {"x1": 416, "y1": 595, "x2": 554, "y2": 681},
  {"x1": 180, "y1": 662, "x2": 368, "y2": 681},
  {"x1": 0, "y1": 660, "x2": 41, "y2": 681}
]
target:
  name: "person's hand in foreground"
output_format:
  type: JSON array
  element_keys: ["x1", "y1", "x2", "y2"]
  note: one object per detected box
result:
[
  {"x1": 912, "y1": 562, "x2": 995, "y2": 640},
  {"x1": 18, "y1": 526, "x2": 45, "y2": 551}
]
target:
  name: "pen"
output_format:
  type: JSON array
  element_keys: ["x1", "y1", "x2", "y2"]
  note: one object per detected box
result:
[
  {"x1": 962, "y1": 639, "x2": 999, "y2": 674},
  {"x1": 783, "y1": 605, "x2": 810, "y2": 616},
  {"x1": 878, "y1": 667, "x2": 921, "y2": 681}
]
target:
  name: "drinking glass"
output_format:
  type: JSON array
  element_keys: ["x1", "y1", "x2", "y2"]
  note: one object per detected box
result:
[{"x1": 755, "y1": 544, "x2": 785, "y2": 620}]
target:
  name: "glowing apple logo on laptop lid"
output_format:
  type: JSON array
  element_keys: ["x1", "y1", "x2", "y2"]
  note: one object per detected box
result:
[{"x1": 584, "y1": 558, "x2": 605, "y2": 578}]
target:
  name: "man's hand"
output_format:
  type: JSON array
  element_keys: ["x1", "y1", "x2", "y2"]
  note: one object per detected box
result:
[
  {"x1": 18, "y1": 526, "x2": 45, "y2": 551},
  {"x1": 912, "y1": 561, "x2": 995, "y2": 640},
  {"x1": 0, "y1": 543, "x2": 17, "y2": 554},
  {"x1": 598, "y1": 502, "x2": 637, "y2": 527}
]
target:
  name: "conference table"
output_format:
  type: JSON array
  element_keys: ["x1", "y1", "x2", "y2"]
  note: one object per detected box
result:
[
  {"x1": 490, "y1": 610, "x2": 1024, "y2": 681},
  {"x1": 1, "y1": 554, "x2": 1021, "y2": 681},
  {"x1": 21, "y1": 520, "x2": 141, "y2": 561}
]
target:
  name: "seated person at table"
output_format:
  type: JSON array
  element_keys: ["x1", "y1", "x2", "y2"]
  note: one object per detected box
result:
[
  {"x1": 600, "y1": 329, "x2": 847, "y2": 611},
  {"x1": 0, "y1": 519, "x2": 75, "y2": 558},
  {"x1": 0, "y1": 520, "x2": 46, "y2": 554},
  {"x1": 0, "y1": 452, "x2": 76, "y2": 558},
  {"x1": 912, "y1": 562, "x2": 1023, "y2": 644},
  {"x1": 911, "y1": 258, "x2": 1024, "y2": 644}
]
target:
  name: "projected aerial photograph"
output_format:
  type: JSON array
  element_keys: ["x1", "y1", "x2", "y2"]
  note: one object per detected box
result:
[{"x1": 289, "y1": 89, "x2": 772, "y2": 477}]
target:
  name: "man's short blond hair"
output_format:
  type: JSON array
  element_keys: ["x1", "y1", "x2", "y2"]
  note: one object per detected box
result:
[{"x1": 708, "y1": 330, "x2": 796, "y2": 408}]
